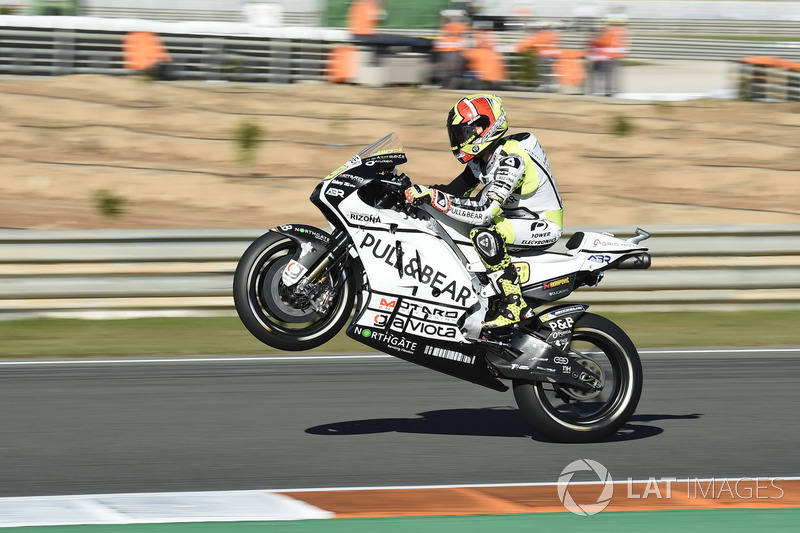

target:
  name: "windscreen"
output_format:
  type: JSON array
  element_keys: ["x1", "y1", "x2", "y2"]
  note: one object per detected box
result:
[{"x1": 357, "y1": 132, "x2": 405, "y2": 160}]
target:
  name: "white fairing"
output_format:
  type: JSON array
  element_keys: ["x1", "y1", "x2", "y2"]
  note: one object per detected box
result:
[
  {"x1": 512, "y1": 231, "x2": 648, "y2": 289},
  {"x1": 332, "y1": 184, "x2": 647, "y2": 339},
  {"x1": 335, "y1": 193, "x2": 486, "y2": 340}
]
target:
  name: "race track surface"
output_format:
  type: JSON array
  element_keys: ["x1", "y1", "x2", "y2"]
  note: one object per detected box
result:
[{"x1": 1, "y1": 349, "x2": 798, "y2": 497}]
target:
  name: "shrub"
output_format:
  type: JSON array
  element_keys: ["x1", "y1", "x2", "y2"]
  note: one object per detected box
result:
[
  {"x1": 610, "y1": 114, "x2": 634, "y2": 136},
  {"x1": 93, "y1": 189, "x2": 127, "y2": 218},
  {"x1": 510, "y1": 51, "x2": 539, "y2": 88},
  {"x1": 233, "y1": 119, "x2": 263, "y2": 165}
]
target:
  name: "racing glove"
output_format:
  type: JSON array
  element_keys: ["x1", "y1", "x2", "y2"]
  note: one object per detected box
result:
[
  {"x1": 404, "y1": 184, "x2": 433, "y2": 206},
  {"x1": 404, "y1": 185, "x2": 453, "y2": 213}
]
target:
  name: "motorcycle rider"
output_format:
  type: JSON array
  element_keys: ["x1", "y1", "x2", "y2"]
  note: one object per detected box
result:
[{"x1": 405, "y1": 93, "x2": 563, "y2": 329}]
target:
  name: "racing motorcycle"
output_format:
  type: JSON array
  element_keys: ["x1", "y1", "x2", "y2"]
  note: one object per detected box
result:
[{"x1": 233, "y1": 133, "x2": 651, "y2": 443}]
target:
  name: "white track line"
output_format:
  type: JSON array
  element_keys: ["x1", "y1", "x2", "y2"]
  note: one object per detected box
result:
[
  {"x1": 275, "y1": 476, "x2": 800, "y2": 492},
  {"x1": 0, "y1": 354, "x2": 393, "y2": 365},
  {"x1": 1, "y1": 348, "x2": 799, "y2": 366},
  {"x1": 644, "y1": 348, "x2": 800, "y2": 355},
  {"x1": 0, "y1": 348, "x2": 798, "y2": 366}
]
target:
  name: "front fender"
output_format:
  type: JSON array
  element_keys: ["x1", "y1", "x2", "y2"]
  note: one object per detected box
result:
[
  {"x1": 271, "y1": 224, "x2": 332, "y2": 286},
  {"x1": 273, "y1": 224, "x2": 331, "y2": 247}
]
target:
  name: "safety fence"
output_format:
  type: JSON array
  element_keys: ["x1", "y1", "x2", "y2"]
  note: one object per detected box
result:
[
  {"x1": 3, "y1": 16, "x2": 800, "y2": 84},
  {"x1": 0, "y1": 225, "x2": 798, "y2": 320},
  {"x1": 0, "y1": 18, "x2": 346, "y2": 82},
  {"x1": 736, "y1": 56, "x2": 800, "y2": 101}
]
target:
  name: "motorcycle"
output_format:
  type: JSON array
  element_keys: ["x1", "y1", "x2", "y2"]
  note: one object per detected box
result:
[{"x1": 233, "y1": 133, "x2": 651, "y2": 443}]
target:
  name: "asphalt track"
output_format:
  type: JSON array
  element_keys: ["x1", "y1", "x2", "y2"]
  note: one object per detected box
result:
[{"x1": 1, "y1": 348, "x2": 799, "y2": 498}]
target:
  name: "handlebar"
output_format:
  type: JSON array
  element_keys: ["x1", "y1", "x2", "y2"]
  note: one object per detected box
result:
[
  {"x1": 375, "y1": 173, "x2": 412, "y2": 211},
  {"x1": 379, "y1": 173, "x2": 411, "y2": 191}
]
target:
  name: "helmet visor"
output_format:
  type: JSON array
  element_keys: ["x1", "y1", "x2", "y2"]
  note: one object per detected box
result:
[{"x1": 448, "y1": 116, "x2": 490, "y2": 149}]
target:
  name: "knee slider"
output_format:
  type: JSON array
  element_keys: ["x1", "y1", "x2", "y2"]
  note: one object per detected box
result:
[{"x1": 470, "y1": 227, "x2": 506, "y2": 267}]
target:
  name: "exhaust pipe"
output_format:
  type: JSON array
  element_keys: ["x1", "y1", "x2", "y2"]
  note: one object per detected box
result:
[{"x1": 617, "y1": 253, "x2": 651, "y2": 269}]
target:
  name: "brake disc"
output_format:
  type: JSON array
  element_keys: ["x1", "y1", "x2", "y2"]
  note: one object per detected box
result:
[{"x1": 561, "y1": 355, "x2": 604, "y2": 401}]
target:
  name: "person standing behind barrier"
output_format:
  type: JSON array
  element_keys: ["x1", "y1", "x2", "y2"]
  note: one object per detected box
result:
[
  {"x1": 586, "y1": 19, "x2": 628, "y2": 96},
  {"x1": 433, "y1": 10, "x2": 469, "y2": 89},
  {"x1": 123, "y1": 31, "x2": 173, "y2": 80},
  {"x1": 347, "y1": 0, "x2": 384, "y2": 37},
  {"x1": 464, "y1": 27, "x2": 507, "y2": 90},
  {"x1": 604, "y1": 17, "x2": 629, "y2": 95},
  {"x1": 586, "y1": 26, "x2": 610, "y2": 96}
]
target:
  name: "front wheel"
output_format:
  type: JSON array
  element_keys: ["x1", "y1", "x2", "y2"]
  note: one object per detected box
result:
[
  {"x1": 513, "y1": 313, "x2": 643, "y2": 443},
  {"x1": 233, "y1": 231, "x2": 356, "y2": 351}
]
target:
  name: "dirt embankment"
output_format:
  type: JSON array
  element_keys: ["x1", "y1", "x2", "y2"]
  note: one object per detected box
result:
[{"x1": 1, "y1": 75, "x2": 799, "y2": 230}]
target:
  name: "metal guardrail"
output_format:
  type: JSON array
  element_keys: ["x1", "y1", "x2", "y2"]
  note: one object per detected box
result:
[
  {"x1": 0, "y1": 225, "x2": 798, "y2": 319},
  {"x1": 4, "y1": 16, "x2": 800, "y2": 83},
  {"x1": 0, "y1": 24, "x2": 340, "y2": 82}
]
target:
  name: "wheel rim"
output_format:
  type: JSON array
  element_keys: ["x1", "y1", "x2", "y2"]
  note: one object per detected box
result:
[
  {"x1": 532, "y1": 326, "x2": 634, "y2": 427},
  {"x1": 246, "y1": 239, "x2": 351, "y2": 340}
]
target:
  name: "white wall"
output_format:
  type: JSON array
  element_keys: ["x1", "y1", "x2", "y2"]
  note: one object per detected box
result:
[{"x1": 480, "y1": 1, "x2": 800, "y2": 21}]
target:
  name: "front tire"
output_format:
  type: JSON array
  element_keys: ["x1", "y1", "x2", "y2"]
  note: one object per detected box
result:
[
  {"x1": 513, "y1": 313, "x2": 643, "y2": 443},
  {"x1": 233, "y1": 231, "x2": 356, "y2": 351}
]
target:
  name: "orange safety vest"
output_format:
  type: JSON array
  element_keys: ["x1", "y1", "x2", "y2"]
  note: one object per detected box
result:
[
  {"x1": 515, "y1": 29, "x2": 560, "y2": 57},
  {"x1": 435, "y1": 21, "x2": 469, "y2": 52},
  {"x1": 464, "y1": 47, "x2": 506, "y2": 82},
  {"x1": 326, "y1": 44, "x2": 359, "y2": 83},
  {"x1": 599, "y1": 26, "x2": 628, "y2": 59},
  {"x1": 122, "y1": 32, "x2": 171, "y2": 71},
  {"x1": 553, "y1": 49, "x2": 585, "y2": 87},
  {"x1": 347, "y1": 0, "x2": 380, "y2": 36}
]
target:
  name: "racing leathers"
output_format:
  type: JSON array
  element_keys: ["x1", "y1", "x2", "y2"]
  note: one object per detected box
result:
[{"x1": 432, "y1": 132, "x2": 563, "y2": 328}]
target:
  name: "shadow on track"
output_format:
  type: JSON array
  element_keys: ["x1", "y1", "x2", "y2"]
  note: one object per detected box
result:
[{"x1": 306, "y1": 409, "x2": 702, "y2": 442}]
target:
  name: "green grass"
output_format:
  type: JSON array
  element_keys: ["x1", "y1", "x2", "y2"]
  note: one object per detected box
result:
[
  {"x1": 0, "y1": 311, "x2": 797, "y2": 358},
  {"x1": 0, "y1": 316, "x2": 370, "y2": 358},
  {"x1": 7, "y1": 508, "x2": 800, "y2": 533}
]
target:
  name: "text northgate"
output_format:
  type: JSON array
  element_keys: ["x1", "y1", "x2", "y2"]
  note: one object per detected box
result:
[{"x1": 360, "y1": 234, "x2": 471, "y2": 306}]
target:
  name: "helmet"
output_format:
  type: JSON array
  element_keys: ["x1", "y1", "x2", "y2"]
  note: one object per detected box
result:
[{"x1": 447, "y1": 94, "x2": 508, "y2": 163}]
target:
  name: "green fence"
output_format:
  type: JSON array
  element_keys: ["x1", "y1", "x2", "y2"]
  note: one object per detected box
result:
[
  {"x1": 324, "y1": 0, "x2": 451, "y2": 30},
  {"x1": 33, "y1": 0, "x2": 81, "y2": 16}
]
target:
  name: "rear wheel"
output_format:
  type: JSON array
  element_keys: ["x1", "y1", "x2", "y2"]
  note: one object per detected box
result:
[
  {"x1": 513, "y1": 313, "x2": 643, "y2": 443},
  {"x1": 233, "y1": 231, "x2": 356, "y2": 351}
]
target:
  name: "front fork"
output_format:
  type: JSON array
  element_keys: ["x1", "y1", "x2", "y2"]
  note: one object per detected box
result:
[{"x1": 279, "y1": 228, "x2": 351, "y2": 316}]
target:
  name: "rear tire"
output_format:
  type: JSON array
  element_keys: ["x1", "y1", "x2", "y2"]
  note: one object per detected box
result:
[
  {"x1": 513, "y1": 313, "x2": 643, "y2": 443},
  {"x1": 233, "y1": 231, "x2": 356, "y2": 351}
]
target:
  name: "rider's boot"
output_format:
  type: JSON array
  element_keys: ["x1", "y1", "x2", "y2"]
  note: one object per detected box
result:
[
  {"x1": 470, "y1": 226, "x2": 531, "y2": 330},
  {"x1": 483, "y1": 264, "x2": 530, "y2": 330}
]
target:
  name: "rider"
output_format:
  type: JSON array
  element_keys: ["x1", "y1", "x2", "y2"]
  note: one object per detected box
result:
[{"x1": 404, "y1": 93, "x2": 563, "y2": 329}]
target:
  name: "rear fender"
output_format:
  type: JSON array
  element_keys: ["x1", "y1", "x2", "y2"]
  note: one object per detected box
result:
[{"x1": 535, "y1": 304, "x2": 589, "y2": 352}]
